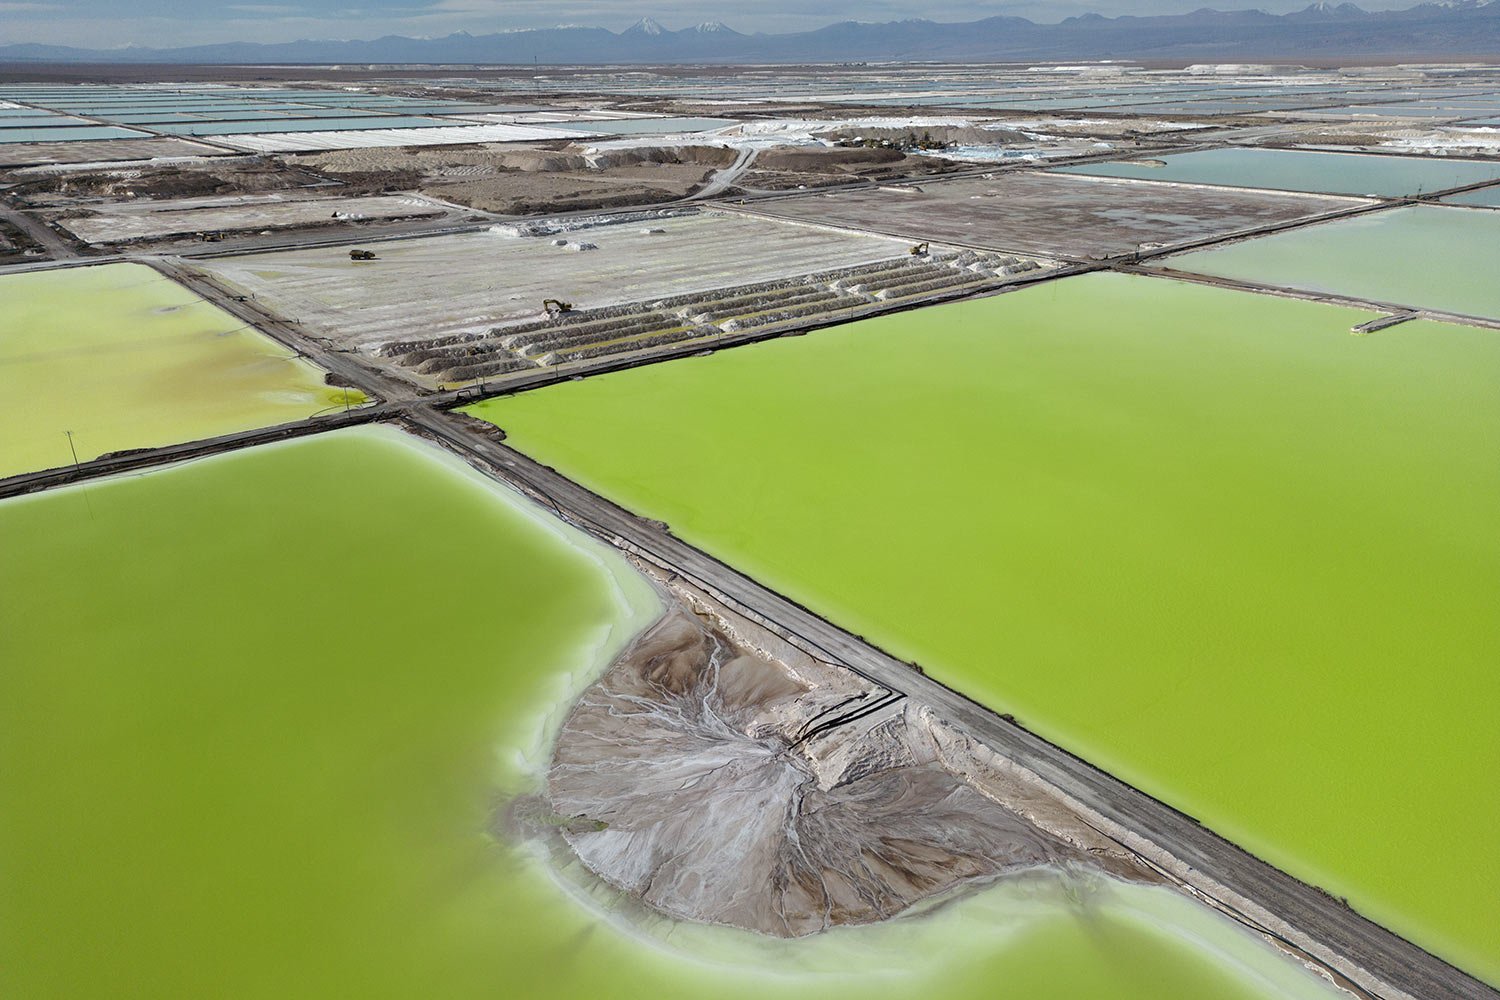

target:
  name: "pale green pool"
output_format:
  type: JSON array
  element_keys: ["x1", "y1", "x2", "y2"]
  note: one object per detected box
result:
[
  {"x1": 1053, "y1": 147, "x2": 1500, "y2": 197},
  {"x1": 0, "y1": 262, "x2": 359, "y2": 479},
  {"x1": 1165, "y1": 204, "x2": 1500, "y2": 320},
  {"x1": 1443, "y1": 184, "x2": 1500, "y2": 208},
  {"x1": 0, "y1": 426, "x2": 1346, "y2": 999},
  {"x1": 471, "y1": 272, "x2": 1500, "y2": 986}
]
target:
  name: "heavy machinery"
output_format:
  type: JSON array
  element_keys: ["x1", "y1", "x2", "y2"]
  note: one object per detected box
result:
[
  {"x1": 543, "y1": 298, "x2": 574, "y2": 317},
  {"x1": 909, "y1": 242, "x2": 929, "y2": 256},
  {"x1": 349, "y1": 249, "x2": 377, "y2": 261}
]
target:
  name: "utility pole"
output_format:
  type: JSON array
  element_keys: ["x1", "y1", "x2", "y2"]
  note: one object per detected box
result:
[{"x1": 65, "y1": 430, "x2": 96, "y2": 520}]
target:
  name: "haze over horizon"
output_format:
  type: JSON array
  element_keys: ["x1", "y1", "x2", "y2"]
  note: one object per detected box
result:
[{"x1": 0, "y1": 0, "x2": 1463, "y2": 49}]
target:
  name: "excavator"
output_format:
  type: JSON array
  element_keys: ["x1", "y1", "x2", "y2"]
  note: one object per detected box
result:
[
  {"x1": 543, "y1": 298, "x2": 574, "y2": 318},
  {"x1": 349, "y1": 249, "x2": 378, "y2": 262},
  {"x1": 909, "y1": 242, "x2": 929, "y2": 256}
]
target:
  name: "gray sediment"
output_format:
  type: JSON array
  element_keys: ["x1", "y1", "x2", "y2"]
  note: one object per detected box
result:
[{"x1": 539, "y1": 571, "x2": 1157, "y2": 938}]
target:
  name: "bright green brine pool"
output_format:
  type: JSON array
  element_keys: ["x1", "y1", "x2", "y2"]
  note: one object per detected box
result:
[
  {"x1": 471, "y1": 273, "x2": 1500, "y2": 987},
  {"x1": 0, "y1": 262, "x2": 359, "y2": 479},
  {"x1": 0, "y1": 426, "x2": 1345, "y2": 999}
]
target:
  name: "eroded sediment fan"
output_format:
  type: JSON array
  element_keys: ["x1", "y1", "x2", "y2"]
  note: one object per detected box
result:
[{"x1": 546, "y1": 598, "x2": 1134, "y2": 938}]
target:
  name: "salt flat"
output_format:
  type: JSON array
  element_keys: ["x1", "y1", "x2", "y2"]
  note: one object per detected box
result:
[
  {"x1": 739, "y1": 172, "x2": 1364, "y2": 259},
  {"x1": 197, "y1": 210, "x2": 919, "y2": 351},
  {"x1": 58, "y1": 192, "x2": 451, "y2": 244}
]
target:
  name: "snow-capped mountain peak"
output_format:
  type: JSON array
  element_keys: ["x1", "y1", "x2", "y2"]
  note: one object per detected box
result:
[
  {"x1": 623, "y1": 17, "x2": 667, "y2": 36},
  {"x1": 1292, "y1": 2, "x2": 1367, "y2": 14}
]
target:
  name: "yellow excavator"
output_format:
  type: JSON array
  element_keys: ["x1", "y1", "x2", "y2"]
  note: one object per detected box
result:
[
  {"x1": 543, "y1": 298, "x2": 574, "y2": 317},
  {"x1": 908, "y1": 242, "x2": 929, "y2": 256}
]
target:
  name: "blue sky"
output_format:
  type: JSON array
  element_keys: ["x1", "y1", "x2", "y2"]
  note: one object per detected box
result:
[{"x1": 0, "y1": 0, "x2": 1424, "y2": 48}]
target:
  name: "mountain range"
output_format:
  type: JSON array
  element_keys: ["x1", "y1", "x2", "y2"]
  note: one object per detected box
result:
[{"x1": 2, "y1": 2, "x2": 1498, "y2": 64}]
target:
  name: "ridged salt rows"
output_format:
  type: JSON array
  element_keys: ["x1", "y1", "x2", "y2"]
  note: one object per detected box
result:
[
  {"x1": 507, "y1": 313, "x2": 680, "y2": 355},
  {"x1": 542, "y1": 326, "x2": 717, "y2": 365},
  {"x1": 676, "y1": 286, "x2": 839, "y2": 321},
  {"x1": 376, "y1": 249, "x2": 1052, "y2": 384},
  {"x1": 436, "y1": 355, "x2": 536, "y2": 382},
  {"x1": 874, "y1": 270, "x2": 989, "y2": 301}
]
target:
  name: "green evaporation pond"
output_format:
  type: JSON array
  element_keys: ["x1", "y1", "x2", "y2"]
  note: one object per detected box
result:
[
  {"x1": 0, "y1": 426, "x2": 1345, "y2": 1000},
  {"x1": 0, "y1": 263, "x2": 358, "y2": 478},
  {"x1": 152, "y1": 116, "x2": 446, "y2": 136},
  {"x1": 1053, "y1": 146, "x2": 1500, "y2": 196},
  {"x1": 1167, "y1": 204, "x2": 1500, "y2": 320},
  {"x1": 0, "y1": 115, "x2": 87, "y2": 128},
  {"x1": 0, "y1": 125, "x2": 146, "y2": 144},
  {"x1": 471, "y1": 272, "x2": 1500, "y2": 987},
  {"x1": 1443, "y1": 183, "x2": 1500, "y2": 208}
]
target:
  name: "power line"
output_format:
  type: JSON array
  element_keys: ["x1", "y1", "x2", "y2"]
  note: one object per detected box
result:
[{"x1": 65, "y1": 430, "x2": 97, "y2": 521}]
